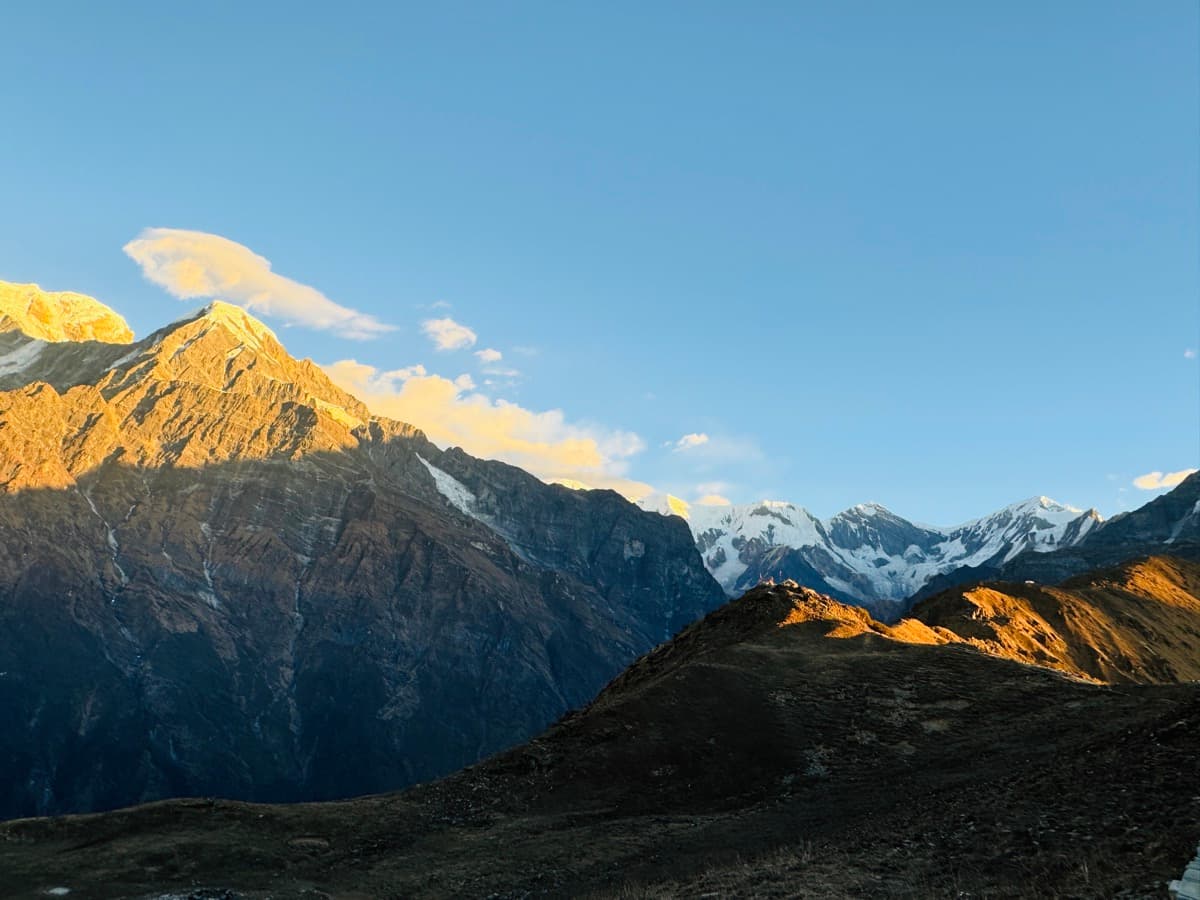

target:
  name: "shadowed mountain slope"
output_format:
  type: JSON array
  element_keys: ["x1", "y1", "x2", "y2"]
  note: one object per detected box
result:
[
  {"x1": 0, "y1": 289, "x2": 724, "y2": 819},
  {"x1": 2, "y1": 579, "x2": 1197, "y2": 898}
]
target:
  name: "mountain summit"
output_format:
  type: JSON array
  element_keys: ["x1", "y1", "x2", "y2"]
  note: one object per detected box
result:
[
  {"x1": 0, "y1": 292, "x2": 377, "y2": 490},
  {"x1": 0, "y1": 281, "x2": 134, "y2": 344}
]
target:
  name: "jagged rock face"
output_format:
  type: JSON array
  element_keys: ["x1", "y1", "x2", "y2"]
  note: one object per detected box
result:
[
  {"x1": 0, "y1": 301, "x2": 376, "y2": 492},
  {"x1": 0, "y1": 290, "x2": 724, "y2": 819}
]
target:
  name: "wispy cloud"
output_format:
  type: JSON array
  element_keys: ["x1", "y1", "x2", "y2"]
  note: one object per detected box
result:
[
  {"x1": 475, "y1": 348, "x2": 503, "y2": 363},
  {"x1": 1132, "y1": 468, "x2": 1197, "y2": 490},
  {"x1": 669, "y1": 433, "x2": 765, "y2": 468},
  {"x1": 1185, "y1": 348, "x2": 1196, "y2": 360},
  {"x1": 324, "y1": 359, "x2": 652, "y2": 498},
  {"x1": 695, "y1": 494, "x2": 731, "y2": 506},
  {"x1": 422, "y1": 317, "x2": 477, "y2": 351},
  {"x1": 123, "y1": 227, "x2": 394, "y2": 339},
  {"x1": 669, "y1": 432, "x2": 710, "y2": 452}
]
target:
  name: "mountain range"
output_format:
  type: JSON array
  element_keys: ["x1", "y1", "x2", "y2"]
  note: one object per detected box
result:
[
  {"x1": 639, "y1": 491, "x2": 1103, "y2": 615},
  {"x1": 909, "y1": 470, "x2": 1200, "y2": 603},
  {"x1": 0, "y1": 282, "x2": 724, "y2": 818}
]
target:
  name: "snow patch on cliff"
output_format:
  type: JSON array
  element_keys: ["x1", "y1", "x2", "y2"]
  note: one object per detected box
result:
[
  {"x1": 0, "y1": 338, "x2": 45, "y2": 376},
  {"x1": 417, "y1": 455, "x2": 480, "y2": 520}
]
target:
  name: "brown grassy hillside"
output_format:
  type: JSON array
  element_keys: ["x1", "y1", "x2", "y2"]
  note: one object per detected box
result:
[{"x1": 911, "y1": 555, "x2": 1200, "y2": 683}]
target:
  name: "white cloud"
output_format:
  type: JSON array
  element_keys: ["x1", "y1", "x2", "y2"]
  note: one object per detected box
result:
[
  {"x1": 123, "y1": 227, "x2": 394, "y2": 340},
  {"x1": 323, "y1": 359, "x2": 652, "y2": 499},
  {"x1": 475, "y1": 347, "x2": 503, "y2": 363},
  {"x1": 1185, "y1": 348, "x2": 1196, "y2": 360},
  {"x1": 686, "y1": 434, "x2": 765, "y2": 465},
  {"x1": 1132, "y1": 468, "x2": 1197, "y2": 490},
  {"x1": 688, "y1": 481, "x2": 734, "y2": 507},
  {"x1": 422, "y1": 317, "x2": 477, "y2": 351},
  {"x1": 483, "y1": 366, "x2": 521, "y2": 378},
  {"x1": 669, "y1": 433, "x2": 710, "y2": 452}
]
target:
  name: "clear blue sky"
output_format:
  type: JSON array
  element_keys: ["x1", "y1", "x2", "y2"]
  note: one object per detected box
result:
[{"x1": 1, "y1": 1, "x2": 1196, "y2": 524}]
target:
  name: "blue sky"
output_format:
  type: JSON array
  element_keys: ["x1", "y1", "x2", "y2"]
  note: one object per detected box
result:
[{"x1": 1, "y1": 1, "x2": 1196, "y2": 523}]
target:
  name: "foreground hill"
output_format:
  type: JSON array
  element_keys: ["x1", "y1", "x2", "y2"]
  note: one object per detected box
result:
[
  {"x1": 3, "y1": 575, "x2": 1197, "y2": 898},
  {"x1": 0, "y1": 283, "x2": 724, "y2": 818},
  {"x1": 910, "y1": 554, "x2": 1200, "y2": 683}
]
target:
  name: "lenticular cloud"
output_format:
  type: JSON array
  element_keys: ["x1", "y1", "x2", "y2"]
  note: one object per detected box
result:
[{"x1": 124, "y1": 227, "x2": 394, "y2": 340}]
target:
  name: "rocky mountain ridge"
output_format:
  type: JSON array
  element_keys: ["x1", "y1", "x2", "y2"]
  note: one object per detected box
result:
[{"x1": 911, "y1": 471, "x2": 1200, "y2": 603}]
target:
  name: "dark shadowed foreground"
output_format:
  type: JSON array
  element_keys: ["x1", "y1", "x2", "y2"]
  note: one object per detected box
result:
[{"x1": 3, "y1": 564, "x2": 1199, "y2": 898}]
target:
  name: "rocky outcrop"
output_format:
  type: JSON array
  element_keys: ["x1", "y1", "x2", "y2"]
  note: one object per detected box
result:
[
  {"x1": 0, "y1": 289, "x2": 724, "y2": 819},
  {"x1": 1171, "y1": 843, "x2": 1200, "y2": 900}
]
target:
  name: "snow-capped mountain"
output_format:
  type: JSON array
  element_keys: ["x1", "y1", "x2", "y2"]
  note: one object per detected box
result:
[
  {"x1": 639, "y1": 493, "x2": 1102, "y2": 613},
  {"x1": 0, "y1": 281, "x2": 133, "y2": 343}
]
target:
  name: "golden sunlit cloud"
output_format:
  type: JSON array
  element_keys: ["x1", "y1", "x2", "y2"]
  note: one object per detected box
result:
[
  {"x1": 691, "y1": 482, "x2": 733, "y2": 506},
  {"x1": 123, "y1": 228, "x2": 394, "y2": 339},
  {"x1": 1132, "y1": 469, "x2": 1197, "y2": 490},
  {"x1": 669, "y1": 432, "x2": 710, "y2": 452},
  {"x1": 475, "y1": 348, "x2": 503, "y2": 363},
  {"x1": 422, "y1": 317, "x2": 477, "y2": 350},
  {"x1": 324, "y1": 359, "x2": 653, "y2": 499}
]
